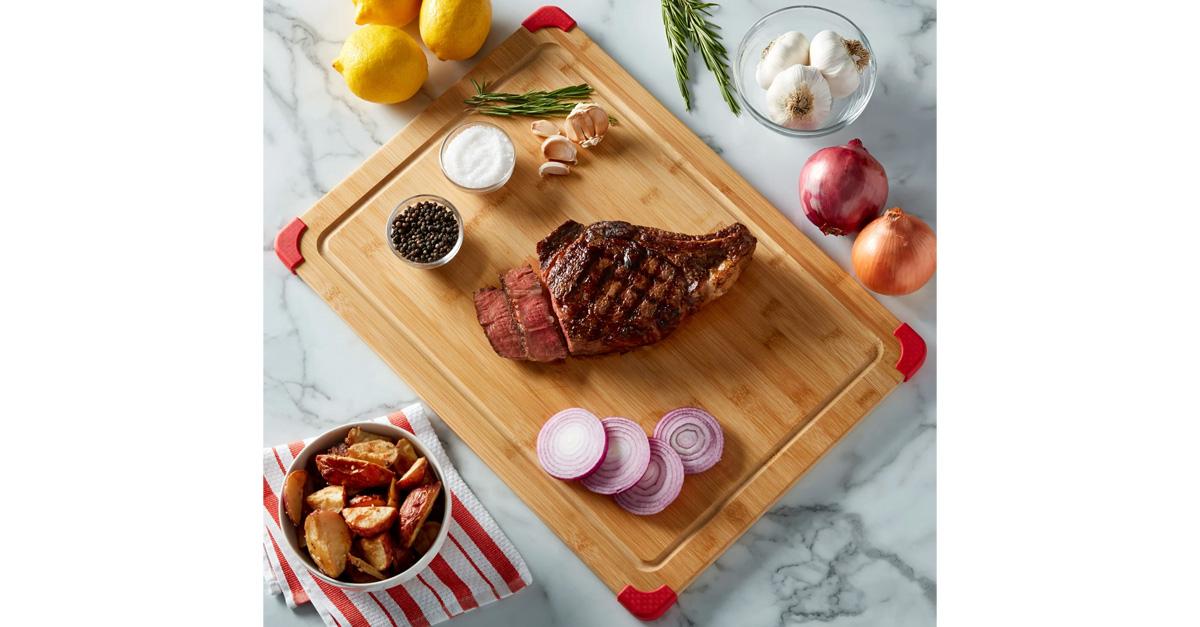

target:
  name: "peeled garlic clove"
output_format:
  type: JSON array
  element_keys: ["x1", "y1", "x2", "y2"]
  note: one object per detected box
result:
[
  {"x1": 539, "y1": 161, "x2": 571, "y2": 177},
  {"x1": 564, "y1": 103, "x2": 609, "y2": 147},
  {"x1": 765, "y1": 65, "x2": 833, "y2": 130},
  {"x1": 754, "y1": 31, "x2": 810, "y2": 90},
  {"x1": 530, "y1": 119, "x2": 559, "y2": 137},
  {"x1": 541, "y1": 134, "x2": 578, "y2": 164},
  {"x1": 809, "y1": 30, "x2": 871, "y2": 98}
]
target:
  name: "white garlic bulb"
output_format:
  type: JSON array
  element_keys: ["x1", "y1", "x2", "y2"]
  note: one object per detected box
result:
[
  {"x1": 755, "y1": 31, "x2": 810, "y2": 89},
  {"x1": 764, "y1": 65, "x2": 832, "y2": 130},
  {"x1": 808, "y1": 30, "x2": 871, "y2": 98}
]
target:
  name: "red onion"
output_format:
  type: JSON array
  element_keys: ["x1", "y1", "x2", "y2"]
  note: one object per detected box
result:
[
  {"x1": 653, "y1": 407, "x2": 723, "y2": 474},
  {"x1": 537, "y1": 408, "x2": 608, "y2": 480},
  {"x1": 581, "y1": 418, "x2": 652, "y2": 495},
  {"x1": 799, "y1": 138, "x2": 888, "y2": 236},
  {"x1": 613, "y1": 438, "x2": 684, "y2": 516}
]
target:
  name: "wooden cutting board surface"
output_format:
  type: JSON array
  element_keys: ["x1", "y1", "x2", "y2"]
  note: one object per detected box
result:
[{"x1": 277, "y1": 7, "x2": 923, "y2": 619}]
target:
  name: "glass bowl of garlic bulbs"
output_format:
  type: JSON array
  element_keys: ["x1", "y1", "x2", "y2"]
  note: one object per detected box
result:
[{"x1": 734, "y1": 5, "x2": 877, "y2": 137}]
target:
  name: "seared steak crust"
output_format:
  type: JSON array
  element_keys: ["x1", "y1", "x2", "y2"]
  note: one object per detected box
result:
[
  {"x1": 477, "y1": 220, "x2": 756, "y2": 360},
  {"x1": 541, "y1": 220, "x2": 756, "y2": 356}
]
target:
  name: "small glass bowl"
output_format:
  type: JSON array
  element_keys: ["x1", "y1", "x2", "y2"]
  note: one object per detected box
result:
[
  {"x1": 438, "y1": 121, "x2": 516, "y2": 194},
  {"x1": 384, "y1": 194, "x2": 464, "y2": 269},
  {"x1": 734, "y1": 5, "x2": 877, "y2": 138}
]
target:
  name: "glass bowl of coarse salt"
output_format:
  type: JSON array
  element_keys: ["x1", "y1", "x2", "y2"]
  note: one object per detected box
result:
[{"x1": 439, "y1": 121, "x2": 516, "y2": 193}]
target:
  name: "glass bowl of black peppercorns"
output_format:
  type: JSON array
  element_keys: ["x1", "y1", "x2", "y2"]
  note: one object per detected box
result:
[{"x1": 385, "y1": 194, "x2": 464, "y2": 268}]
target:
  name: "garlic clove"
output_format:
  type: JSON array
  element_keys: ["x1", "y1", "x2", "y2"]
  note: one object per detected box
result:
[
  {"x1": 585, "y1": 105, "x2": 609, "y2": 136},
  {"x1": 765, "y1": 65, "x2": 833, "y2": 130},
  {"x1": 754, "y1": 31, "x2": 811, "y2": 90},
  {"x1": 530, "y1": 119, "x2": 559, "y2": 137},
  {"x1": 539, "y1": 161, "x2": 571, "y2": 177},
  {"x1": 541, "y1": 134, "x2": 578, "y2": 164},
  {"x1": 573, "y1": 106, "x2": 596, "y2": 138},
  {"x1": 562, "y1": 115, "x2": 586, "y2": 144}
]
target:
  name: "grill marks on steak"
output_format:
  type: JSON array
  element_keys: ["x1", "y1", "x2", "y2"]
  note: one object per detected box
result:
[
  {"x1": 477, "y1": 220, "x2": 756, "y2": 360},
  {"x1": 500, "y1": 266, "x2": 568, "y2": 362}
]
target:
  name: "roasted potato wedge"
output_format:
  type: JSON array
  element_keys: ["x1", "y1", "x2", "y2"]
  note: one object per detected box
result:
[
  {"x1": 395, "y1": 439, "x2": 419, "y2": 473},
  {"x1": 324, "y1": 442, "x2": 349, "y2": 457},
  {"x1": 345, "y1": 427, "x2": 389, "y2": 445},
  {"x1": 305, "y1": 485, "x2": 346, "y2": 513},
  {"x1": 282, "y1": 470, "x2": 308, "y2": 526},
  {"x1": 358, "y1": 533, "x2": 396, "y2": 571},
  {"x1": 397, "y1": 457, "x2": 428, "y2": 490},
  {"x1": 347, "y1": 440, "x2": 400, "y2": 469},
  {"x1": 386, "y1": 478, "x2": 401, "y2": 509},
  {"x1": 342, "y1": 506, "x2": 398, "y2": 537},
  {"x1": 398, "y1": 481, "x2": 441, "y2": 549},
  {"x1": 412, "y1": 521, "x2": 441, "y2": 556},
  {"x1": 347, "y1": 554, "x2": 387, "y2": 580},
  {"x1": 316, "y1": 454, "x2": 394, "y2": 489},
  {"x1": 304, "y1": 511, "x2": 351, "y2": 578},
  {"x1": 348, "y1": 494, "x2": 386, "y2": 508}
]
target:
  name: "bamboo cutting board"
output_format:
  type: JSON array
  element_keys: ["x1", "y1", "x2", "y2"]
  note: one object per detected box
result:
[{"x1": 275, "y1": 6, "x2": 925, "y2": 620}]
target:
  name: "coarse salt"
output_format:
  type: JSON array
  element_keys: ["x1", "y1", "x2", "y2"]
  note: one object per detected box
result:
[{"x1": 441, "y1": 124, "x2": 515, "y2": 190}]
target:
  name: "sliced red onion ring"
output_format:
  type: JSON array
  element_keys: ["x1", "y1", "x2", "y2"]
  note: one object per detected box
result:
[
  {"x1": 537, "y1": 408, "x2": 608, "y2": 480},
  {"x1": 653, "y1": 407, "x2": 723, "y2": 474},
  {"x1": 581, "y1": 418, "x2": 651, "y2": 495},
  {"x1": 613, "y1": 437, "x2": 684, "y2": 515}
]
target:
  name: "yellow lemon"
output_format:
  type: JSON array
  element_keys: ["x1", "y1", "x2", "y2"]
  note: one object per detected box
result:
[
  {"x1": 352, "y1": 0, "x2": 420, "y2": 28},
  {"x1": 332, "y1": 25, "x2": 428, "y2": 104},
  {"x1": 419, "y1": 0, "x2": 492, "y2": 61}
]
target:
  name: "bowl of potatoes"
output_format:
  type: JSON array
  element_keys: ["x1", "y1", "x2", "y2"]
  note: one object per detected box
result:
[{"x1": 278, "y1": 422, "x2": 451, "y2": 590}]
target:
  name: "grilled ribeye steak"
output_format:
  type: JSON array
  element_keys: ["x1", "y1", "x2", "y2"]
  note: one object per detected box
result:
[{"x1": 474, "y1": 220, "x2": 756, "y2": 360}]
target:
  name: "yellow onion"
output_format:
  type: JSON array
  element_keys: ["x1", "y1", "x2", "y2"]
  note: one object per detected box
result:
[{"x1": 851, "y1": 207, "x2": 936, "y2": 295}]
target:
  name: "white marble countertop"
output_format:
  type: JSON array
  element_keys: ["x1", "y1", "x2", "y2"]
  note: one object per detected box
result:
[{"x1": 264, "y1": 0, "x2": 935, "y2": 625}]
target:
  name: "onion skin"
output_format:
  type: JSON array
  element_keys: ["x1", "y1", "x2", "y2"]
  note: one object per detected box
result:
[
  {"x1": 851, "y1": 207, "x2": 936, "y2": 295},
  {"x1": 799, "y1": 138, "x2": 888, "y2": 236}
]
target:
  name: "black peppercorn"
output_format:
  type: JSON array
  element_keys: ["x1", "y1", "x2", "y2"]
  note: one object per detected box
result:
[{"x1": 389, "y1": 199, "x2": 459, "y2": 264}]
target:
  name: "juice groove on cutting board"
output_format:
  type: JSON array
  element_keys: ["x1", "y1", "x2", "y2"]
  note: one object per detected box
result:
[{"x1": 288, "y1": 18, "x2": 907, "y2": 598}]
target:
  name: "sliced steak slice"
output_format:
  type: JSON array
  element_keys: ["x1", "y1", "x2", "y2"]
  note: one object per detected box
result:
[
  {"x1": 472, "y1": 287, "x2": 525, "y2": 360},
  {"x1": 501, "y1": 265, "x2": 567, "y2": 362}
]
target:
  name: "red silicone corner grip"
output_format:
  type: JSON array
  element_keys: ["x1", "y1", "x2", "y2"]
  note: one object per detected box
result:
[
  {"x1": 274, "y1": 217, "x2": 307, "y2": 273},
  {"x1": 522, "y1": 5, "x2": 576, "y2": 32},
  {"x1": 618, "y1": 584, "x2": 676, "y2": 621},
  {"x1": 893, "y1": 323, "x2": 927, "y2": 382}
]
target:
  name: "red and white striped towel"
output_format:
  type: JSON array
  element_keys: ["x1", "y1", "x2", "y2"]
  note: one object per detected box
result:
[{"x1": 263, "y1": 403, "x2": 533, "y2": 627}]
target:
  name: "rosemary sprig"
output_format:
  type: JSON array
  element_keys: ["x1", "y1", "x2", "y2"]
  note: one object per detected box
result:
[
  {"x1": 464, "y1": 80, "x2": 594, "y2": 117},
  {"x1": 661, "y1": 0, "x2": 741, "y2": 115},
  {"x1": 662, "y1": 0, "x2": 694, "y2": 110}
]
